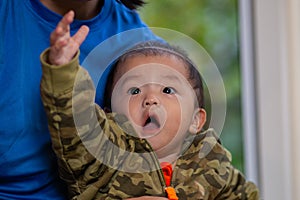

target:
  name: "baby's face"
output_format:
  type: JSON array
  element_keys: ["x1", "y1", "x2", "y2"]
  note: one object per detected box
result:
[{"x1": 111, "y1": 55, "x2": 204, "y2": 158}]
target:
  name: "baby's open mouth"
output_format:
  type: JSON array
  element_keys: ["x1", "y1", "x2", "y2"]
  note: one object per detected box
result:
[
  {"x1": 135, "y1": 106, "x2": 167, "y2": 138},
  {"x1": 140, "y1": 113, "x2": 162, "y2": 137},
  {"x1": 143, "y1": 115, "x2": 160, "y2": 129}
]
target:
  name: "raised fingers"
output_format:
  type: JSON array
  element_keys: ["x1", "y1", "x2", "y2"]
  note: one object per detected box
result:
[
  {"x1": 72, "y1": 25, "x2": 90, "y2": 47},
  {"x1": 58, "y1": 10, "x2": 74, "y2": 32},
  {"x1": 50, "y1": 10, "x2": 75, "y2": 46}
]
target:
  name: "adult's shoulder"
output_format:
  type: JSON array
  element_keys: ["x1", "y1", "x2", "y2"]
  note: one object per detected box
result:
[
  {"x1": 0, "y1": 0, "x2": 15, "y2": 15},
  {"x1": 0, "y1": 0, "x2": 7, "y2": 8}
]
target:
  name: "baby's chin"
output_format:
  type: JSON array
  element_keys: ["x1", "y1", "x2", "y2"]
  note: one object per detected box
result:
[
  {"x1": 131, "y1": 121, "x2": 162, "y2": 139},
  {"x1": 151, "y1": 141, "x2": 183, "y2": 162}
]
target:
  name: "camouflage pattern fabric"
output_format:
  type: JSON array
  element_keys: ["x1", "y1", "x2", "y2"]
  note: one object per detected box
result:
[{"x1": 40, "y1": 49, "x2": 260, "y2": 200}]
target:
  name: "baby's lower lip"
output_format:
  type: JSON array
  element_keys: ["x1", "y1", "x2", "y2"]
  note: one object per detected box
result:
[{"x1": 140, "y1": 123, "x2": 160, "y2": 138}]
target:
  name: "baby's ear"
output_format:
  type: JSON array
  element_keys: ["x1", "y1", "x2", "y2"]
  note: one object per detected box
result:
[{"x1": 189, "y1": 108, "x2": 206, "y2": 134}]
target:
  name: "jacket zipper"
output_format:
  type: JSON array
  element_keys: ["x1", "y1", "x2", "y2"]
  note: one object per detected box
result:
[{"x1": 141, "y1": 138, "x2": 167, "y2": 191}]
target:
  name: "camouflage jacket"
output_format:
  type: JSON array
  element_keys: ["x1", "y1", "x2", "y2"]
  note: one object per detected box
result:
[{"x1": 40, "y1": 49, "x2": 259, "y2": 200}]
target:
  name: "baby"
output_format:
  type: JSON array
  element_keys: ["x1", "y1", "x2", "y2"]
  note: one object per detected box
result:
[{"x1": 40, "y1": 11, "x2": 259, "y2": 199}]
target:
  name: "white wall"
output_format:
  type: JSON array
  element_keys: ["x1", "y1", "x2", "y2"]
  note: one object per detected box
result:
[
  {"x1": 288, "y1": 0, "x2": 300, "y2": 199},
  {"x1": 248, "y1": 0, "x2": 300, "y2": 199}
]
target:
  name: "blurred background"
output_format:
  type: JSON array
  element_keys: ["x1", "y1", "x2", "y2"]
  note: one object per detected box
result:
[
  {"x1": 139, "y1": 0, "x2": 244, "y2": 172},
  {"x1": 140, "y1": 1, "x2": 300, "y2": 199}
]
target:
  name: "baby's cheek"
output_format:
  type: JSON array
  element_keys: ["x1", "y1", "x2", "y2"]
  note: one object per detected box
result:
[
  {"x1": 128, "y1": 101, "x2": 142, "y2": 123},
  {"x1": 112, "y1": 95, "x2": 129, "y2": 113}
]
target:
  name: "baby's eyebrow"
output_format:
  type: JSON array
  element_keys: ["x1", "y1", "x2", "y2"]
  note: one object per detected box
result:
[
  {"x1": 119, "y1": 75, "x2": 141, "y2": 84},
  {"x1": 118, "y1": 73, "x2": 188, "y2": 87},
  {"x1": 162, "y1": 75, "x2": 186, "y2": 84}
]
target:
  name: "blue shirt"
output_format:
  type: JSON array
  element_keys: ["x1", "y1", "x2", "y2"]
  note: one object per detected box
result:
[{"x1": 0, "y1": 0, "x2": 156, "y2": 199}]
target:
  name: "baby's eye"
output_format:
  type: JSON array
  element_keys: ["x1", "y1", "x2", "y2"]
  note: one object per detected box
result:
[
  {"x1": 163, "y1": 87, "x2": 176, "y2": 94},
  {"x1": 128, "y1": 87, "x2": 141, "y2": 95}
]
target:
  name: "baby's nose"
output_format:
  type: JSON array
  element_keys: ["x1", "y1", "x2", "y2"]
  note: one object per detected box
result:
[{"x1": 143, "y1": 95, "x2": 159, "y2": 107}]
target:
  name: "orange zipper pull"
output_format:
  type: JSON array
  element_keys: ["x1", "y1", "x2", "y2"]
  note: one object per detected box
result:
[{"x1": 165, "y1": 186, "x2": 179, "y2": 200}]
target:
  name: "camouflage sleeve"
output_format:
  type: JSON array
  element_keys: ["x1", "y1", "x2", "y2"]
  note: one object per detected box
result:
[
  {"x1": 220, "y1": 166, "x2": 260, "y2": 200},
  {"x1": 174, "y1": 129, "x2": 260, "y2": 200},
  {"x1": 40, "y1": 49, "x2": 133, "y2": 199},
  {"x1": 207, "y1": 131, "x2": 260, "y2": 200}
]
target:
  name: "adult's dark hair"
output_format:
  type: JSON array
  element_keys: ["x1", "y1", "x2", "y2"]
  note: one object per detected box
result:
[
  {"x1": 104, "y1": 41, "x2": 205, "y2": 111},
  {"x1": 118, "y1": 0, "x2": 146, "y2": 10}
]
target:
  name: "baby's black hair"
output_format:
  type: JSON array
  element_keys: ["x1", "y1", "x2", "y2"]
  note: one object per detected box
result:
[{"x1": 104, "y1": 41, "x2": 205, "y2": 111}]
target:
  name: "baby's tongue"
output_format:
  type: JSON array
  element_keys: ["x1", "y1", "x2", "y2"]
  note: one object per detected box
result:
[{"x1": 144, "y1": 121, "x2": 159, "y2": 130}]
